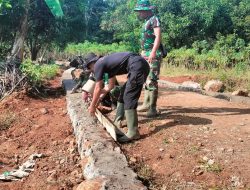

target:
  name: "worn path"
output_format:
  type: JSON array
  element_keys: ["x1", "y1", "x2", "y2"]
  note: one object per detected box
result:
[{"x1": 120, "y1": 84, "x2": 250, "y2": 189}]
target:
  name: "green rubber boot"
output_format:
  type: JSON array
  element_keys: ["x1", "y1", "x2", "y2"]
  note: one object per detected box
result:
[
  {"x1": 118, "y1": 109, "x2": 140, "y2": 143},
  {"x1": 147, "y1": 90, "x2": 158, "y2": 117},
  {"x1": 137, "y1": 89, "x2": 150, "y2": 112},
  {"x1": 113, "y1": 102, "x2": 125, "y2": 136}
]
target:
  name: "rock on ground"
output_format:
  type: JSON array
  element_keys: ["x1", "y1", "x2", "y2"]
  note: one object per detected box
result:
[{"x1": 204, "y1": 80, "x2": 224, "y2": 92}]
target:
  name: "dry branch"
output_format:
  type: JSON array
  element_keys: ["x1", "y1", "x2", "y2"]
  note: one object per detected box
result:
[{"x1": 0, "y1": 62, "x2": 27, "y2": 101}]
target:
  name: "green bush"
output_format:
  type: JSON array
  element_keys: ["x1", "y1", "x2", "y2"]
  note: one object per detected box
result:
[
  {"x1": 20, "y1": 59, "x2": 59, "y2": 86},
  {"x1": 64, "y1": 41, "x2": 132, "y2": 56},
  {"x1": 165, "y1": 34, "x2": 249, "y2": 70}
]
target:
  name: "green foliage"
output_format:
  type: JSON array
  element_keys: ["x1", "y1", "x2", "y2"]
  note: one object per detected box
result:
[
  {"x1": 0, "y1": 0, "x2": 249, "y2": 63},
  {"x1": 101, "y1": 0, "x2": 250, "y2": 49},
  {"x1": 20, "y1": 59, "x2": 59, "y2": 86},
  {"x1": 64, "y1": 41, "x2": 132, "y2": 56},
  {"x1": 161, "y1": 64, "x2": 250, "y2": 92},
  {"x1": 166, "y1": 34, "x2": 250, "y2": 70},
  {"x1": 101, "y1": 0, "x2": 140, "y2": 52},
  {"x1": 0, "y1": 0, "x2": 11, "y2": 13}
]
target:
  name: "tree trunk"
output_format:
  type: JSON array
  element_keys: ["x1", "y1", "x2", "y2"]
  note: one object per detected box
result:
[
  {"x1": 39, "y1": 44, "x2": 48, "y2": 63},
  {"x1": 7, "y1": 0, "x2": 30, "y2": 66},
  {"x1": 31, "y1": 47, "x2": 39, "y2": 61}
]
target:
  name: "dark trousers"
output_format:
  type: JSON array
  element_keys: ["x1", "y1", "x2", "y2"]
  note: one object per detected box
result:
[{"x1": 118, "y1": 55, "x2": 150, "y2": 110}]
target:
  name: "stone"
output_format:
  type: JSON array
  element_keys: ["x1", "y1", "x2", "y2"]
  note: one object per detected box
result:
[
  {"x1": 159, "y1": 148, "x2": 164, "y2": 152},
  {"x1": 40, "y1": 108, "x2": 49, "y2": 114},
  {"x1": 218, "y1": 147, "x2": 226, "y2": 153},
  {"x1": 69, "y1": 139, "x2": 76, "y2": 148},
  {"x1": 168, "y1": 154, "x2": 175, "y2": 159},
  {"x1": 195, "y1": 170, "x2": 204, "y2": 176},
  {"x1": 129, "y1": 157, "x2": 137, "y2": 163},
  {"x1": 202, "y1": 126, "x2": 210, "y2": 131},
  {"x1": 69, "y1": 139, "x2": 77, "y2": 154},
  {"x1": 202, "y1": 156, "x2": 209, "y2": 161},
  {"x1": 64, "y1": 138, "x2": 71, "y2": 144},
  {"x1": 42, "y1": 166, "x2": 49, "y2": 171},
  {"x1": 48, "y1": 170, "x2": 56, "y2": 174},
  {"x1": 231, "y1": 176, "x2": 242, "y2": 188},
  {"x1": 198, "y1": 142, "x2": 204, "y2": 147},
  {"x1": 62, "y1": 69, "x2": 147, "y2": 190},
  {"x1": 227, "y1": 148, "x2": 234, "y2": 154},
  {"x1": 207, "y1": 159, "x2": 215, "y2": 165},
  {"x1": 238, "y1": 138, "x2": 244, "y2": 142},
  {"x1": 232, "y1": 89, "x2": 249, "y2": 97},
  {"x1": 181, "y1": 81, "x2": 201, "y2": 90},
  {"x1": 204, "y1": 80, "x2": 224, "y2": 92},
  {"x1": 33, "y1": 125, "x2": 41, "y2": 129},
  {"x1": 47, "y1": 171, "x2": 57, "y2": 183},
  {"x1": 52, "y1": 141, "x2": 59, "y2": 146},
  {"x1": 60, "y1": 159, "x2": 65, "y2": 164},
  {"x1": 192, "y1": 166, "x2": 203, "y2": 176},
  {"x1": 169, "y1": 137, "x2": 175, "y2": 143},
  {"x1": 70, "y1": 170, "x2": 80, "y2": 178},
  {"x1": 114, "y1": 147, "x2": 121, "y2": 153},
  {"x1": 76, "y1": 178, "x2": 104, "y2": 190}
]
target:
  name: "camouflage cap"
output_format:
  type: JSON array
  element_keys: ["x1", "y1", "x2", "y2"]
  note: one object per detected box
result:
[{"x1": 134, "y1": 0, "x2": 154, "y2": 11}]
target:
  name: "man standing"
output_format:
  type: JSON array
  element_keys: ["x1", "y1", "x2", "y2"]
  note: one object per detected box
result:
[
  {"x1": 86, "y1": 52, "x2": 149, "y2": 143},
  {"x1": 134, "y1": 0, "x2": 162, "y2": 117}
]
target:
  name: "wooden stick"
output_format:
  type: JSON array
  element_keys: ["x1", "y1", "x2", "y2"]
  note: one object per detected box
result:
[
  {"x1": 0, "y1": 75, "x2": 26, "y2": 102},
  {"x1": 95, "y1": 109, "x2": 117, "y2": 141}
]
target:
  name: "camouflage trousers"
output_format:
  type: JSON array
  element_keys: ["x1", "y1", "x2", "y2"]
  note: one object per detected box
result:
[{"x1": 142, "y1": 50, "x2": 162, "y2": 91}]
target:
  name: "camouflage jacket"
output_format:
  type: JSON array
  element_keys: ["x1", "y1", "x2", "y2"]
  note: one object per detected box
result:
[{"x1": 141, "y1": 15, "x2": 161, "y2": 52}]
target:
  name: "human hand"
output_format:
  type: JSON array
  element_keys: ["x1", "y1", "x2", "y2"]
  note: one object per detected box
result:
[
  {"x1": 148, "y1": 51, "x2": 156, "y2": 63},
  {"x1": 88, "y1": 105, "x2": 96, "y2": 116},
  {"x1": 100, "y1": 88, "x2": 108, "y2": 95},
  {"x1": 82, "y1": 92, "x2": 91, "y2": 102}
]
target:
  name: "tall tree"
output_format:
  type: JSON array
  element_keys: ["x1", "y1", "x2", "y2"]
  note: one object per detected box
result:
[{"x1": 8, "y1": 0, "x2": 30, "y2": 65}]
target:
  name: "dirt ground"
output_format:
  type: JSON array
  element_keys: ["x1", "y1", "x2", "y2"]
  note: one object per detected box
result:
[
  {"x1": 1, "y1": 73, "x2": 250, "y2": 190},
  {"x1": 112, "y1": 76, "x2": 250, "y2": 190},
  {"x1": 0, "y1": 76, "x2": 83, "y2": 190}
]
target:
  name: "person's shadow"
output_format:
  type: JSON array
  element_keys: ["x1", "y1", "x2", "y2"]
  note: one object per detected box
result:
[
  {"x1": 137, "y1": 104, "x2": 250, "y2": 140},
  {"x1": 138, "y1": 111, "x2": 212, "y2": 139}
]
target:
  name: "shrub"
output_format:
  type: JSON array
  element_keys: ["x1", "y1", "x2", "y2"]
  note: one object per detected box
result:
[
  {"x1": 20, "y1": 59, "x2": 59, "y2": 86},
  {"x1": 64, "y1": 41, "x2": 132, "y2": 56},
  {"x1": 165, "y1": 34, "x2": 249, "y2": 70}
]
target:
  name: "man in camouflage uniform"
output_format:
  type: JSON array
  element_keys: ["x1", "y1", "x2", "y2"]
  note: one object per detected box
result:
[{"x1": 134, "y1": 0, "x2": 162, "y2": 117}]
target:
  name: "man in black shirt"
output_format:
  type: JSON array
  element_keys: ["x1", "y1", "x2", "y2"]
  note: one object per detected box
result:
[{"x1": 85, "y1": 52, "x2": 149, "y2": 143}]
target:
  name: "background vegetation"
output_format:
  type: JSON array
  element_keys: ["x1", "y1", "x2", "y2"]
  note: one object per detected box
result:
[{"x1": 0, "y1": 0, "x2": 249, "y2": 91}]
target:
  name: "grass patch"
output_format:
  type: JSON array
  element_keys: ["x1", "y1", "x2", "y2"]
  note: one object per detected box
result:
[
  {"x1": 163, "y1": 138, "x2": 169, "y2": 145},
  {"x1": 0, "y1": 111, "x2": 16, "y2": 131},
  {"x1": 198, "y1": 160, "x2": 223, "y2": 173},
  {"x1": 133, "y1": 162, "x2": 164, "y2": 189},
  {"x1": 147, "y1": 122, "x2": 156, "y2": 129},
  {"x1": 187, "y1": 146, "x2": 200, "y2": 154},
  {"x1": 208, "y1": 187, "x2": 223, "y2": 190},
  {"x1": 161, "y1": 64, "x2": 250, "y2": 92},
  {"x1": 137, "y1": 163, "x2": 155, "y2": 183},
  {"x1": 205, "y1": 163, "x2": 223, "y2": 173}
]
